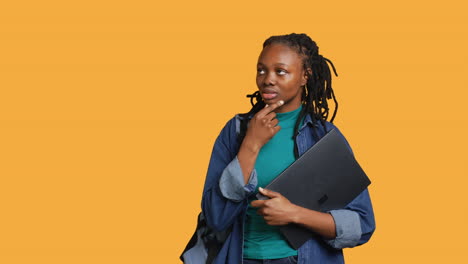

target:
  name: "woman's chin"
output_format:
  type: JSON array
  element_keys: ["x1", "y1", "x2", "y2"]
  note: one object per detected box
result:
[{"x1": 262, "y1": 97, "x2": 279, "y2": 104}]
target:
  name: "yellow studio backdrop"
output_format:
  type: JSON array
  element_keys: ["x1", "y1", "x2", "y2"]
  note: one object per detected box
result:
[{"x1": 0, "y1": 0, "x2": 467, "y2": 263}]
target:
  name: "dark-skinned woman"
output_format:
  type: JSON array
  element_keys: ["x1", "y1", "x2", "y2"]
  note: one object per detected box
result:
[{"x1": 183, "y1": 33, "x2": 375, "y2": 264}]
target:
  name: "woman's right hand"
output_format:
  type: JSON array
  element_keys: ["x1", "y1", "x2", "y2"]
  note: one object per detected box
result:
[
  {"x1": 242, "y1": 100, "x2": 284, "y2": 153},
  {"x1": 237, "y1": 100, "x2": 284, "y2": 184}
]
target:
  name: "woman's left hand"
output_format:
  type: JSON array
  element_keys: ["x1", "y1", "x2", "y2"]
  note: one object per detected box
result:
[{"x1": 250, "y1": 187, "x2": 299, "y2": 226}]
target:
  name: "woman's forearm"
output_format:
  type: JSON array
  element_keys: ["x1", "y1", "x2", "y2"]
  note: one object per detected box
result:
[
  {"x1": 291, "y1": 205, "x2": 337, "y2": 239},
  {"x1": 237, "y1": 136, "x2": 261, "y2": 184}
]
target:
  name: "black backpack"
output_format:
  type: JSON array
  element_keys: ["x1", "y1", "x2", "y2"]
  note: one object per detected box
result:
[
  {"x1": 179, "y1": 212, "x2": 233, "y2": 264},
  {"x1": 180, "y1": 114, "x2": 252, "y2": 264}
]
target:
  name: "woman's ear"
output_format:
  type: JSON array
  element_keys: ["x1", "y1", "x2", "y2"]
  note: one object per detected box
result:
[{"x1": 301, "y1": 68, "x2": 312, "y2": 86}]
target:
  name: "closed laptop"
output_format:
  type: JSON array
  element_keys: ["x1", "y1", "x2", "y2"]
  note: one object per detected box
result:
[{"x1": 256, "y1": 128, "x2": 371, "y2": 249}]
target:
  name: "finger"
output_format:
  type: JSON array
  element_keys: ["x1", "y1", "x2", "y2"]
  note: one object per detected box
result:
[
  {"x1": 264, "y1": 217, "x2": 278, "y2": 226},
  {"x1": 264, "y1": 112, "x2": 277, "y2": 122},
  {"x1": 266, "y1": 220, "x2": 282, "y2": 226},
  {"x1": 272, "y1": 125, "x2": 281, "y2": 134},
  {"x1": 251, "y1": 200, "x2": 266, "y2": 208},
  {"x1": 269, "y1": 118, "x2": 279, "y2": 127},
  {"x1": 265, "y1": 118, "x2": 278, "y2": 128},
  {"x1": 256, "y1": 100, "x2": 284, "y2": 118},
  {"x1": 259, "y1": 187, "x2": 281, "y2": 198}
]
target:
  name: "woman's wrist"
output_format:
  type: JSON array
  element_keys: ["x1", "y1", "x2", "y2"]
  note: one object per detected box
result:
[
  {"x1": 240, "y1": 135, "x2": 262, "y2": 154},
  {"x1": 289, "y1": 205, "x2": 337, "y2": 239},
  {"x1": 289, "y1": 204, "x2": 303, "y2": 224},
  {"x1": 238, "y1": 137, "x2": 262, "y2": 184}
]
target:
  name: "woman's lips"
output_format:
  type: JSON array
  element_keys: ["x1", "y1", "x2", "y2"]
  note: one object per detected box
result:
[{"x1": 262, "y1": 92, "x2": 278, "y2": 100}]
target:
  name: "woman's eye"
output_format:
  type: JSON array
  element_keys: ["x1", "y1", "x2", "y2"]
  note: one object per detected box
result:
[
  {"x1": 277, "y1": 69, "x2": 287, "y2": 75},
  {"x1": 257, "y1": 69, "x2": 265, "y2": 75}
]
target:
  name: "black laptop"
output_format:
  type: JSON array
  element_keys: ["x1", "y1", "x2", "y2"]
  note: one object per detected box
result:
[{"x1": 255, "y1": 128, "x2": 371, "y2": 249}]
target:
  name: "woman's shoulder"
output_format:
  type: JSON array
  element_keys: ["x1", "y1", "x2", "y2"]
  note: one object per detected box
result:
[
  {"x1": 301, "y1": 114, "x2": 338, "y2": 131},
  {"x1": 207, "y1": 115, "x2": 245, "y2": 156},
  {"x1": 322, "y1": 121, "x2": 354, "y2": 154},
  {"x1": 214, "y1": 114, "x2": 245, "y2": 145}
]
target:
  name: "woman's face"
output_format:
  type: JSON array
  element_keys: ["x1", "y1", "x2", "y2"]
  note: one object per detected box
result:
[{"x1": 256, "y1": 43, "x2": 308, "y2": 113}]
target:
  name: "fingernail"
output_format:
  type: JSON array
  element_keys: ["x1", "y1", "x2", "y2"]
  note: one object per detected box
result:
[
  {"x1": 265, "y1": 104, "x2": 269, "y2": 107},
  {"x1": 279, "y1": 100, "x2": 284, "y2": 105},
  {"x1": 259, "y1": 187, "x2": 264, "y2": 192}
]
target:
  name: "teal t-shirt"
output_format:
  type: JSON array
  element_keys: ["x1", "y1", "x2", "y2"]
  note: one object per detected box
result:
[{"x1": 243, "y1": 105, "x2": 303, "y2": 259}]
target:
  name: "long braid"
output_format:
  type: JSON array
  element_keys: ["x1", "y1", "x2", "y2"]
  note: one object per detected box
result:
[
  {"x1": 238, "y1": 33, "x2": 339, "y2": 158},
  {"x1": 299, "y1": 34, "x2": 339, "y2": 157}
]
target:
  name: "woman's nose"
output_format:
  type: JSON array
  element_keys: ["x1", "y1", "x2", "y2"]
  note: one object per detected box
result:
[{"x1": 263, "y1": 72, "x2": 276, "y2": 86}]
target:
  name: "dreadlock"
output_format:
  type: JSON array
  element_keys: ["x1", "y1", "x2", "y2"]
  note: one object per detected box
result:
[{"x1": 238, "y1": 33, "x2": 339, "y2": 158}]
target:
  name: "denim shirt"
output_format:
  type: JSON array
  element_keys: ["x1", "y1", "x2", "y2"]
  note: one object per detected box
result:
[{"x1": 198, "y1": 113, "x2": 375, "y2": 264}]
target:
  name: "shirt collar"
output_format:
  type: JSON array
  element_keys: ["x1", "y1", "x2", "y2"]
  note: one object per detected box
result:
[{"x1": 299, "y1": 113, "x2": 319, "y2": 131}]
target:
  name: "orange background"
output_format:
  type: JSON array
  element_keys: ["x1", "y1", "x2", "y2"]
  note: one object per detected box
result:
[{"x1": 1, "y1": 1, "x2": 467, "y2": 263}]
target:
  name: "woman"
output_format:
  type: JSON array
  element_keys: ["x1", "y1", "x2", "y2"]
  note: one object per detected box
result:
[{"x1": 183, "y1": 33, "x2": 375, "y2": 264}]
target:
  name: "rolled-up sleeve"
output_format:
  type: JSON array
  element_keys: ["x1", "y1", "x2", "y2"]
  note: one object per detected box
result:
[
  {"x1": 219, "y1": 156, "x2": 258, "y2": 202},
  {"x1": 325, "y1": 209, "x2": 362, "y2": 249}
]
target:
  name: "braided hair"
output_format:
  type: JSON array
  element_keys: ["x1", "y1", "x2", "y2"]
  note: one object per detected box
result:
[{"x1": 238, "y1": 33, "x2": 339, "y2": 158}]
